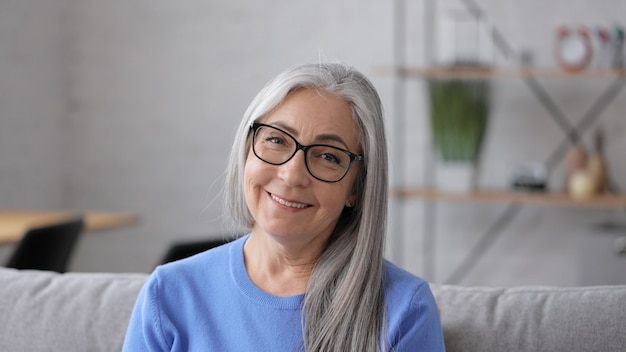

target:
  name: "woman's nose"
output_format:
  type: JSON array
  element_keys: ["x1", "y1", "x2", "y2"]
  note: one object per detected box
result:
[{"x1": 277, "y1": 150, "x2": 311, "y2": 187}]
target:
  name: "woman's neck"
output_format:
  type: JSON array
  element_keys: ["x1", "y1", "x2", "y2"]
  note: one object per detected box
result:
[{"x1": 243, "y1": 231, "x2": 324, "y2": 296}]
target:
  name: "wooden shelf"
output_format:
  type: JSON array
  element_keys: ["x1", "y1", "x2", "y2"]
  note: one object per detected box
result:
[
  {"x1": 390, "y1": 188, "x2": 626, "y2": 208},
  {"x1": 377, "y1": 66, "x2": 626, "y2": 79}
]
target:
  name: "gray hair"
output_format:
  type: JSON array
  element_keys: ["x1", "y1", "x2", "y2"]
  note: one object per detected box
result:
[{"x1": 224, "y1": 63, "x2": 388, "y2": 351}]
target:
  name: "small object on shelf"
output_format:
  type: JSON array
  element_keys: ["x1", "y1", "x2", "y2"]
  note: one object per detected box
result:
[
  {"x1": 594, "y1": 27, "x2": 612, "y2": 69},
  {"x1": 564, "y1": 142, "x2": 588, "y2": 190},
  {"x1": 611, "y1": 25, "x2": 624, "y2": 68},
  {"x1": 565, "y1": 127, "x2": 611, "y2": 200},
  {"x1": 568, "y1": 169, "x2": 598, "y2": 200},
  {"x1": 555, "y1": 26, "x2": 593, "y2": 72},
  {"x1": 587, "y1": 128, "x2": 609, "y2": 193},
  {"x1": 511, "y1": 163, "x2": 547, "y2": 192}
]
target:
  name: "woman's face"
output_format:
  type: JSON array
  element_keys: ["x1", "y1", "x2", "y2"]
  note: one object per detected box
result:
[{"x1": 244, "y1": 88, "x2": 361, "y2": 247}]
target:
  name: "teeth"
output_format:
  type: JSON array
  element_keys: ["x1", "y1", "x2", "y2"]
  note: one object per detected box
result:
[{"x1": 271, "y1": 194, "x2": 308, "y2": 209}]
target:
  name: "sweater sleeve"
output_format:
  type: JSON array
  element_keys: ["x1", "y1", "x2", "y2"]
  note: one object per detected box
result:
[
  {"x1": 391, "y1": 282, "x2": 446, "y2": 351},
  {"x1": 122, "y1": 272, "x2": 170, "y2": 351}
]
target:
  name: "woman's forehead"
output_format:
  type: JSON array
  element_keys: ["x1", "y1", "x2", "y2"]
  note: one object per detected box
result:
[{"x1": 260, "y1": 89, "x2": 360, "y2": 151}]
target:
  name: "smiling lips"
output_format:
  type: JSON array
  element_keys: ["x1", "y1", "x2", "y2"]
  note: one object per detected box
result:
[{"x1": 270, "y1": 193, "x2": 310, "y2": 209}]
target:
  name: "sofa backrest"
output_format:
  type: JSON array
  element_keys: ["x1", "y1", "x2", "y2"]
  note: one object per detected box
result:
[
  {"x1": 432, "y1": 284, "x2": 626, "y2": 352},
  {"x1": 1, "y1": 267, "x2": 625, "y2": 352},
  {"x1": 0, "y1": 267, "x2": 148, "y2": 352}
]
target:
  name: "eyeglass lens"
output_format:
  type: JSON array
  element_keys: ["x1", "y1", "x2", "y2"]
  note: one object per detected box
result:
[{"x1": 252, "y1": 124, "x2": 354, "y2": 182}]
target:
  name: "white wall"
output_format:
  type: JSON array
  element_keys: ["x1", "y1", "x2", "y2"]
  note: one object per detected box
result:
[
  {"x1": 0, "y1": 1, "x2": 69, "y2": 208},
  {"x1": 64, "y1": 0, "x2": 393, "y2": 272},
  {"x1": 1, "y1": 1, "x2": 624, "y2": 285}
]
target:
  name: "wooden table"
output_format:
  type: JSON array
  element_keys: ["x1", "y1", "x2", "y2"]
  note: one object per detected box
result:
[{"x1": 0, "y1": 210, "x2": 139, "y2": 245}]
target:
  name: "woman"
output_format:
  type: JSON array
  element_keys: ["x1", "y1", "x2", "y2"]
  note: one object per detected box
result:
[{"x1": 122, "y1": 63, "x2": 445, "y2": 351}]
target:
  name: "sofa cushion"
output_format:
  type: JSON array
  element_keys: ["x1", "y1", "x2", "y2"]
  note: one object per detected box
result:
[
  {"x1": 432, "y1": 284, "x2": 626, "y2": 352},
  {"x1": 0, "y1": 268, "x2": 147, "y2": 352}
]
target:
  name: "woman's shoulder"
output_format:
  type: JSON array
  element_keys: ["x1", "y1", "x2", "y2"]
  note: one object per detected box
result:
[
  {"x1": 384, "y1": 260, "x2": 428, "y2": 286},
  {"x1": 383, "y1": 260, "x2": 433, "y2": 302},
  {"x1": 153, "y1": 235, "x2": 246, "y2": 283},
  {"x1": 383, "y1": 260, "x2": 440, "y2": 332},
  {"x1": 382, "y1": 264, "x2": 445, "y2": 350}
]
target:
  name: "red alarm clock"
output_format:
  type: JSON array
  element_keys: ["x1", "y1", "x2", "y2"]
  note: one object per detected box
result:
[{"x1": 555, "y1": 26, "x2": 593, "y2": 72}]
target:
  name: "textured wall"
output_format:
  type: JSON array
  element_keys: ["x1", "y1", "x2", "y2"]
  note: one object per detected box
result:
[
  {"x1": 64, "y1": 0, "x2": 392, "y2": 272},
  {"x1": 0, "y1": 1, "x2": 68, "y2": 208}
]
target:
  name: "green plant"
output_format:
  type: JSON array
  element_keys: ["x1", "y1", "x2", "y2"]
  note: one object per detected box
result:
[{"x1": 428, "y1": 77, "x2": 491, "y2": 162}]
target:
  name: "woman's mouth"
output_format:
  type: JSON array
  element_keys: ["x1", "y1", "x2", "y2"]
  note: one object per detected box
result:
[{"x1": 270, "y1": 193, "x2": 310, "y2": 209}]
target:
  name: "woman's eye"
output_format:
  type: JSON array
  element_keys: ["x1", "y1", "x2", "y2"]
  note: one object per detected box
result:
[
  {"x1": 321, "y1": 153, "x2": 341, "y2": 165},
  {"x1": 265, "y1": 136, "x2": 285, "y2": 145}
]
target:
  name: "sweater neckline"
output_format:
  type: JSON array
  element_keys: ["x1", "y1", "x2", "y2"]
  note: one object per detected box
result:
[{"x1": 230, "y1": 234, "x2": 304, "y2": 310}]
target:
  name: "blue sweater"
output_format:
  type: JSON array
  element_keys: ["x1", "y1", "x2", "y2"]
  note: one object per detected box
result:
[{"x1": 122, "y1": 235, "x2": 445, "y2": 351}]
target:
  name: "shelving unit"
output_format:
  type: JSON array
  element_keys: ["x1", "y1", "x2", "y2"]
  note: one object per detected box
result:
[
  {"x1": 390, "y1": 0, "x2": 626, "y2": 284},
  {"x1": 392, "y1": 66, "x2": 626, "y2": 283}
]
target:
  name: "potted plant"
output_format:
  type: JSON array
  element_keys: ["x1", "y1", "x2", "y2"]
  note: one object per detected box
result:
[
  {"x1": 428, "y1": 75, "x2": 490, "y2": 162},
  {"x1": 427, "y1": 66, "x2": 491, "y2": 191}
]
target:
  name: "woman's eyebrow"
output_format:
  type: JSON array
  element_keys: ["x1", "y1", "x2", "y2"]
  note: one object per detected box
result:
[
  {"x1": 272, "y1": 121, "x2": 297, "y2": 135},
  {"x1": 272, "y1": 121, "x2": 350, "y2": 149},
  {"x1": 315, "y1": 134, "x2": 349, "y2": 149}
]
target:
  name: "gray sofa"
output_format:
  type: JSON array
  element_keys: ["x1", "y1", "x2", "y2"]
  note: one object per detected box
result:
[{"x1": 1, "y1": 267, "x2": 625, "y2": 351}]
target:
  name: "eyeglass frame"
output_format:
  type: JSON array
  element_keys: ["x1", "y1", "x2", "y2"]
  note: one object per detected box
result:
[{"x1": 249, "y1": 122, "x2": 364, "y2": 183}]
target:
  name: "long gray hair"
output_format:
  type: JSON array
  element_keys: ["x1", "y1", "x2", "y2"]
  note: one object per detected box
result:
[{"x1": 224, "y1": 63, "x2": 388, "y2": 352}]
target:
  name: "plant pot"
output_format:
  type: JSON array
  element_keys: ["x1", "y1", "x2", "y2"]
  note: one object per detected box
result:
[{"x1": 435, "y1": 161, "x2": 478, "y2": 193}]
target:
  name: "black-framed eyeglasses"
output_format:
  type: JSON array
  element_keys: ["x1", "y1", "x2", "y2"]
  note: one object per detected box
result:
[{"x1": 250, "y1": 122, "x2": 363, "y2": 183}]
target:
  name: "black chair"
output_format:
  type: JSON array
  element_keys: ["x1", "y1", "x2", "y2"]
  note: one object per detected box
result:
[
  {"x1": 159, "y1": 237, "x2": 234, "y2": 265},
  {"x1": 5, "y1": 217, "x2": 85, "y2": 273}
]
